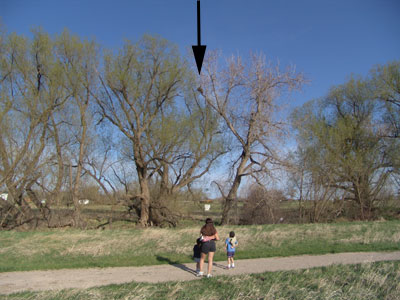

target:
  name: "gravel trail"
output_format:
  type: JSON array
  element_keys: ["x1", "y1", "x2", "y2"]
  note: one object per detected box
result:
[{"x1": 1, "y1": 251, "x2": 399, "y2": 295}]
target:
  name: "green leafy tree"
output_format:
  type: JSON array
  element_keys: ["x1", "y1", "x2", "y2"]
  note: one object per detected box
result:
[
  {"x1": 0, "y1": 30, "x2": 65, "y2": 228},
  {"x1": 371, "y1": 62, "x2": 400, "y2": 183},
  {"x1": 54, "y1": 30, "x2": 100, "y2": 227},
  {"x1": 292, "y1": 67, "x2": 397, "y2": 219},
  {"x1": 146, "y1": 94, "x2": 225, "y2": 226},
  {"x1": 96, "y1": 35, "x2": 209, "y2": 226},
  {"x1": 372, "y1": 61, "x2": 400, "y2": 138}
]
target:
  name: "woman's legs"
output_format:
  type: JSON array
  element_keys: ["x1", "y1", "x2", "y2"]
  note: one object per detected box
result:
[
  {"x1": 199, "y1": 252, "x2": 206, "y2": 274},
  {"x1": 207, "y1": 251, "x2": 214, "y2": 275}
]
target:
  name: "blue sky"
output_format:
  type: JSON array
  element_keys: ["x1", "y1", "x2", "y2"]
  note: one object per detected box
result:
[
  {"x1": 2, "y1": 0, "x2": 399, "y2": 108},
  {"x1": 1, "y1": 0, "x2": 400, "y2": 196}
]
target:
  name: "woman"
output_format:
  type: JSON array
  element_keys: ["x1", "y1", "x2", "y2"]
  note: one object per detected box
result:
[{"x1": 198, "y1": 218, "x2": 220, "y2": 277}]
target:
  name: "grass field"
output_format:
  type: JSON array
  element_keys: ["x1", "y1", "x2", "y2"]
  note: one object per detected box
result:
[
  {"x1": 3, "y1": 261, "x2": 399, "y2": 300},
  {"x1": 1, "y1": 220, "x2": 399, "y2": 272}
]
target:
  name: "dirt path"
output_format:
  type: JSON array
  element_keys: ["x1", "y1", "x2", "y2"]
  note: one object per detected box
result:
[{"x1": 1, "y1": 251, "x2": 400, "y2": 295}]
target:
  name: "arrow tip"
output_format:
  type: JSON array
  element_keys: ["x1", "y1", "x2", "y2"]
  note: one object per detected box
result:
[{"x1": 192, "y1": 45, "x2": 207, "y2": 75}]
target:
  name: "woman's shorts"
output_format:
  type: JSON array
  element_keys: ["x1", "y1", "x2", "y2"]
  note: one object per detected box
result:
[
  {"x1": 193, "y1": 257, "x2": 200, "y2": 263},
  {"x1": 227, "y1": 251, "x2": 235, "y2": 258},
  {"x1": 201, "y1": 241, "x2": 216, "y2": 254}
]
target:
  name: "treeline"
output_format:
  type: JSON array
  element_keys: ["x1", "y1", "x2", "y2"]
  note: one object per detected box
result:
[{"x1": 0, "y1": 28, "x2": 398, "y2": 229}]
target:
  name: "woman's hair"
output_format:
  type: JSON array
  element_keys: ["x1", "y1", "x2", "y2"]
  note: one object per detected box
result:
[
  {"x1": 229, "y1": 231, "x2": 235, "y2": 238},
  {"x1": 201, "y1": 218, "x2": 216, "y2": 236}
]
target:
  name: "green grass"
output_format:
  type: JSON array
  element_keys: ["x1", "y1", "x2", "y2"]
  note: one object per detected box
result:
[
  {"x1": 3, "y1": 261, "x2": 400, "y2": 299},
  {"x1": 0, "y1": 220, "x2": 399, "y2": 272}
]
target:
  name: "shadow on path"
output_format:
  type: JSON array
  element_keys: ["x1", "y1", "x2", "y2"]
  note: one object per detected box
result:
[
  {"x1": 213, "y1": 262, "x2": 228, "y2": 270},
  {"x1": 156, "y1": 256, "x2": 197, "y2": 276}
]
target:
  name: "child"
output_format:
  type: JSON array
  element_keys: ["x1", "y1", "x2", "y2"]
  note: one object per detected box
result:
[
  {"x1": 225, "y1": 231, "x2": 238, "y2": 269},
  {"x1": 193, "y1": 238, "x2": 202, "y2": 274}
]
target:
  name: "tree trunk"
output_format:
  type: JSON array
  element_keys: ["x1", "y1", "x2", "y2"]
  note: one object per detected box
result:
[
  {"x1": 354, "y1": 175, "x2": 372, "y2": 220},
  {"x1": 72, "y1": 99, "x2": 89, "y2": 228},
  {"x1": 72, "y1": 160, "x2": 82, "y2": 227},
  {"x1": 221, "y1": 152, "x2": 249, "y2": 225},
  {"x1": 50, "y1": 114, "x2": 64, "y2": 207},
  {"x1": 150, "y1": 170, "x2": 167, "y2": 226},
  {"x1": 14, "y1": 191, "x2": 35, "y2": 228},
  {"x1": 72, "y1": 160, "x2": 83, "y2": 228},
  {"x1": 26, "y1": 185, "x2": 51, "y2": 223},
  {"x1": 298, "y1": 169, "x2": 304, "y2": 222},
  {"x1": 149, "y1": 162, "x2": 176, "y2": 226},
  {"x1": 137, "y1": 166, "x2": 150, "y2": 227}
]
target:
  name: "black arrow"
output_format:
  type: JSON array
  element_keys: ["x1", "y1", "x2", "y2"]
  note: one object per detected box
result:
[{"x1": 192, "y1": 0, "x2": 206, "y2": 75}]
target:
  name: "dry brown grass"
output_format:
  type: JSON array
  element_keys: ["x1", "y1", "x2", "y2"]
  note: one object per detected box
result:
[
  {"x1": 1, "y1": 221, "x2": 398, "y2": 258},
  {"x1": 1, "y1": 220, "x2": 399, "y2": 274}
]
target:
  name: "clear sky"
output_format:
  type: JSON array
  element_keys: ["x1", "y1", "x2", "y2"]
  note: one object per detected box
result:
[
  {"x1": 1, "y1": 0, "x2": 399, "y2": 195},
  {"x1": 1, "y1": 0, "x2": 399, "y2": 107},
  {"x1": 2, "y1": 0, "x2": 400, "y2": 105}
]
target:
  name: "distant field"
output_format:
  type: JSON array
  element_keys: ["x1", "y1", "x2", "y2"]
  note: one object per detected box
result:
[
  {"x1": 0, "y1": 220, "x2": 399, "y2": 272},
  {"x1": 37, "y1": 197, "x2": 400, "y2": 228},
  {"x1": 44, "y1": 200, "x2": 224, "y2": 226},
  {"x1": 5, "y1": 261, "x2": 400, "y2": 300}
]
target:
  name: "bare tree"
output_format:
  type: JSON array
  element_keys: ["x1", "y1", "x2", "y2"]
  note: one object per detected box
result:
[
  {"x1": 199, "y1": 52, "x2": 304, "y2": 224},
  {"x1": 240, "y1": 185, "x2": 284, "y2": 225}
]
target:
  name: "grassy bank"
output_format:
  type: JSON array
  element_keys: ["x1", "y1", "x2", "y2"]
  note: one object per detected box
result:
[
  {"x1": 3, "y1": 261, "x2": 400, "y2": 300},
  {"x1": 0, "y1": 220, "x2": 399, "y2": 272}
]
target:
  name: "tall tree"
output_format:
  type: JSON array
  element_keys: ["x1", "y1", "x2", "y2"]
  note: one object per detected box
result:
[
  {"x1": 55, "y1": 30, "x2": 99, "y2": 227},
  {"x1": 95, "y1": 36, "x2": 189, "y2": 226},
  {"x1": 199, "y1": 52, "x2": 304, "y2": 224},
  {"x1": 292, "y1": 73, "x2": 394, "y2": 219},
  {"x1": 146, "y1": 92, "x2": 225, "y2": 226},
  {"x1": 371, "y1": 62, "x2": 400, "y2": 181},
  {"x1": 372, "y1": 61, "x2": 400, "y2": 138},
  {"x1": 0, "y1": 30, "x2": 64, "y2": 228}
]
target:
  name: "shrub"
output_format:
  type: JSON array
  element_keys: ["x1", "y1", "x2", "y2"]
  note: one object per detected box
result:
[{"x1": 239, "y1": 185, "x2": 286, "y2": 225}]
